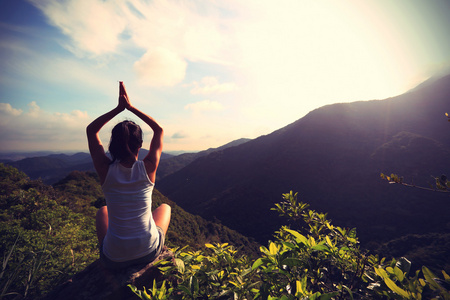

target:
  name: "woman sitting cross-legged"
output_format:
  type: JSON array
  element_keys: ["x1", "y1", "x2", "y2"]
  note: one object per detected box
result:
[{"x1": 86, "y1": 82, "x2": 171, "y2": 269}]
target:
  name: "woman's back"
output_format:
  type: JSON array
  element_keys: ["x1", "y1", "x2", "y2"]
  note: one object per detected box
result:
[{"x1": 102, "y1": 160, "x2": 159, "y2": 262}]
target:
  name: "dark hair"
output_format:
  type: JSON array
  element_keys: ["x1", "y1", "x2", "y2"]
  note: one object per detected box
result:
[{"x1": 109, "y1": 120, "x2": 143, "y2": 163}]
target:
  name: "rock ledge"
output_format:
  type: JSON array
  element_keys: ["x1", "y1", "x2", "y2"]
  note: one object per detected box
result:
[{"x1": 43, "y1": 247, "x2": 173, "y2": 300}]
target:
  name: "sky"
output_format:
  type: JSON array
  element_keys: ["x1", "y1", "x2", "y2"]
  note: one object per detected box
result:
[{"x1": 1, "y1": 0, "x2": 450, "y2": 153}]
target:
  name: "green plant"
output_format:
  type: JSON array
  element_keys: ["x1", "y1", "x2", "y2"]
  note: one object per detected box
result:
[
  {"x1": 380, "y1": 173, "x2": 449, "y2": 193},
  {"x1": 130, "y1": 191, "x2": 450, "y2": 299},
  {"x1": 129, "y1": 279, "x2": 172, "y2": 300},
  {"x1": 0, "y1": 164, "x2": 99, "y2": 299}
]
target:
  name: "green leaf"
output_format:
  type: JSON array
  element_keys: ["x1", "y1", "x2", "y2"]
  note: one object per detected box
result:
[
  {"x1": 422, "y1": 266, "x2": 444, "y2": 291},
  {"x1": 311, "y1": 244, "x2": 329, "y2": 252},
  {"x1": 309, "y1": 292, "x2": 323, "y2": 300},
  {"x1": 282, "y1": 241, "x2": 296, "y2": 250},
  {"x1": 189, "y1": 275, "x2": 199, "y2": 293},
  {"x1": 252, "y1": 258, "x2": 264, "y2": 270},
  {"x1": 393, "y1": 266, "x2": 405, "y2": 282},
  {"x1": 285, "y1": 228, "x2": 308, "y2": 244},
  {"x1": 384, "y1": 277, "x2": 409, "y2": 298},
  {"x1": 419, "y1": 278, "x2": 426, "y2": 287},
  {"x1": 374, "y1": 267, "x2": 388, "y2": 279},
  {"x1": 178, "y1": 285, "x2": 192, "y2": 297},
  {"x1": 346, "y1": 237, "x2": 357, "y2": 244},
  {"x1": 205, "y1": 243, "x2": 215, "y2": 249},
  {"x1": 260, "y1": 246, "x2": 270, "y2": 255},
  {"x1": 340, "y1": 286, "x2": 353, "y2": 300},
  {"x1": 269, "y1": 242, "x2": 278, "y2": 255},
  {"x1": 296, "y1": 280, "x2": 303, "y2": 295},
  {"x1": 174, "y1": 258, "x2": 185, "y2": 274},
  {"x1": 442, "y1": 270, "x2": 450, "y2": 281}
]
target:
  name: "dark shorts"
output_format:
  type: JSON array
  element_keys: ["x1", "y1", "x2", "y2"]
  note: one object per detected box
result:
[{"x1": 99, "y1": 226, "x2": 165, "y2": 270}]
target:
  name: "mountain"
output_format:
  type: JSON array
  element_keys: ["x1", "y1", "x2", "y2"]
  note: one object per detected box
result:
[
  {"x1": 156, "y1": 138, "x2": 251, "y2": 180},
  {"x1": 7, "y1": 152, "x2": 95, "y2": 184},
  {"x1": 157, "y1": 74, "x2": 450, "y2": 247},
  {"x1": 4, "y1": 139, "x2": 249, "y2": 185}
]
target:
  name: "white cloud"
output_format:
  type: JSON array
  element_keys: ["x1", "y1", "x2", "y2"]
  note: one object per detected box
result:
[
  {"x1": 27, "y1": 101, "x2": 40, "y2": 117},
  {"x1": 28, "y1": 0, "x2": 236, "y2": 85},
  {"x1": 0, "y1": 103, "x2": 22, "y2": 116},
  {"x1": 184, "y1": 100, "x2": 224, "y2": 114},
  {"x1": 190, "y1": 77, "x2": 236, "y2": 95},
  {"x1": 29, "y1": 0, "x2": 127, "y2": 56},
  {"x1": 134, "y1": 47, "x2": 187, "y2": 87},
  {"x1": 0, "y1": 102, "x2": 90, "y2": 151}
]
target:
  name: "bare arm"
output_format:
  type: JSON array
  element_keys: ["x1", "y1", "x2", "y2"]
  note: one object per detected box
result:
[
  {"x1": 86, "y1": 84, "x2": 128, "y2": 184},
  {"x1": 119, "y1": 82, "x2": 163, "y2": 183},
  {"x1": 128, "y1": 104, "x2": 163, "y2": 183}
]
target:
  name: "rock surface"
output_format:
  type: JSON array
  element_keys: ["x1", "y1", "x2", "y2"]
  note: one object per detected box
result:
[{"x1": 43, "y1": 247, "x2": 173, "y2": 300}]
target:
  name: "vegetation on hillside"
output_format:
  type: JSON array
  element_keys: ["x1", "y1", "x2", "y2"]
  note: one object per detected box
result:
[
  {"x1": 0, "y1": 165, "x2": 98, "y2": 299},
  {"x1": 1, "y1": 161, "x2": 449, "y2": 299},
  {"x1": 0, "y1": 164, "x2": 257, "y2": 299},
  {"x1": 130, "y1": 191, "x2": 450, "y2": 299}
]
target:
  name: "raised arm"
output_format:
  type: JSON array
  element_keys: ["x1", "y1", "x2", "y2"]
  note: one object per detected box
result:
[
  {"x1": 86, "y1": 84, "x2": 128, "y2": 184},
  {"x1": 120, "y1": 82, "x2": 163, "y2": 182},
  {"x1": 128, "y1": 105, "x2": 163, "y2": 183}
]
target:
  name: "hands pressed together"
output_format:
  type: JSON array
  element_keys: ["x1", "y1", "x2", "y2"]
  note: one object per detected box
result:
[{"x1": 118, "y1": 81, "x2": 132, "y2": 111}]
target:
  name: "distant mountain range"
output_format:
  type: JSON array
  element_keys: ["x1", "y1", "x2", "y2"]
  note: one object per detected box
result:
[
  {"x1": 157, "y1": 74, "x2": 450, "y2": 248},
  {"x1": 2, "y1": 139, "x2": 251, "y2": 185}
]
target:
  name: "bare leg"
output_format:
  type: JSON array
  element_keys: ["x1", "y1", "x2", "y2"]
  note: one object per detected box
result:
[
  {"x1": 96, "y1": 206, "x2": 108, "y2": 244},
  {"x1": 152, "y1": 203, "x2": 171, "y2": 235}
]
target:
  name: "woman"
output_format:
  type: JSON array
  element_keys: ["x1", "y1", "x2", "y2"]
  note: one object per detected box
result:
[{"x1": 86, "y1": 82, "x2": 171, "y2": 269}]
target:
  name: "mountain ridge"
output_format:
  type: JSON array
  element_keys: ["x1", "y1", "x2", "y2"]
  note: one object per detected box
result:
[
  {"x1": 157, "y1": 74, "x2": 450, "y2": 246},
  {"x1": 4, "y1": 139, "x2": 251, "y2": 185}
]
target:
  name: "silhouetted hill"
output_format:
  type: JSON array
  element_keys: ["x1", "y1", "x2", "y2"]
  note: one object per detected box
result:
[
  {"x1": 157, "y1": 138, "x2": 251, "y2": 180},
  {"x1": 158, "y1": 74, "x2": 450, "y2": 247},
  {"x1": 7, "y1": 153, "x2": 94, "y2": 184},
  {"x1": 4, "y1": 139, "x2": 249, "y2": 184}
]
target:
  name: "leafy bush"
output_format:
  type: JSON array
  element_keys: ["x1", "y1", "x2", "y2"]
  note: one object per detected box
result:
[
  {"x1": 130, "y1": 191, "x2": 450, "y2": 299},
  {"x1": 0, "y1": 164, "x2": 98, "y2": 299}
]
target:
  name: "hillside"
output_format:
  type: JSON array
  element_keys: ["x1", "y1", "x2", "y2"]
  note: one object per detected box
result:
[
  {"x1": 157, "y1": 138, "x2": 251, "y2": 180},
  {"x1": 0, "y1": 164, "x2": 259, "y2": 298},
  {"x1": 7, "y1": 152, "x2": 95, "y2": 184},
  {"x1": 158, "y1": 74, "x2": 450, "y2": 249}
]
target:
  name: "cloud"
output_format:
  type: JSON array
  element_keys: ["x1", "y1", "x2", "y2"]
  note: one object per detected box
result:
[
  {"x1": 0, "y1": 102, "x2": 89, "y2": 151},
  {"x1": 184, "y1": 100, "x2": 224, "y2": 114},
  {"x1": 29, "y1": 0, "x2": 127, "y2": 56},
  {"x1": 28, "y1": 0, "x2": 237, "y2": 85},
  {"x1": 189, "y1": 77, "x2": 236, "y2": 95},
  {"x1": 171, "y1": 131, "x2": 188, "y2": 139},
  {"x1": 27, "y1": 101, "x2": 40, "y2": 117},
  {"x1": 134, "y1": 47, "x2": 187, "y2": 87},
  {"x1": 0, "y1": 103, "x2": 22, "y2": 116}
]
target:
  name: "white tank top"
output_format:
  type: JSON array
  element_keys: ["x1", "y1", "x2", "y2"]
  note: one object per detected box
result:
[{"x1": 101, "y1": 160, "x2": 159, "y2": 262}]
